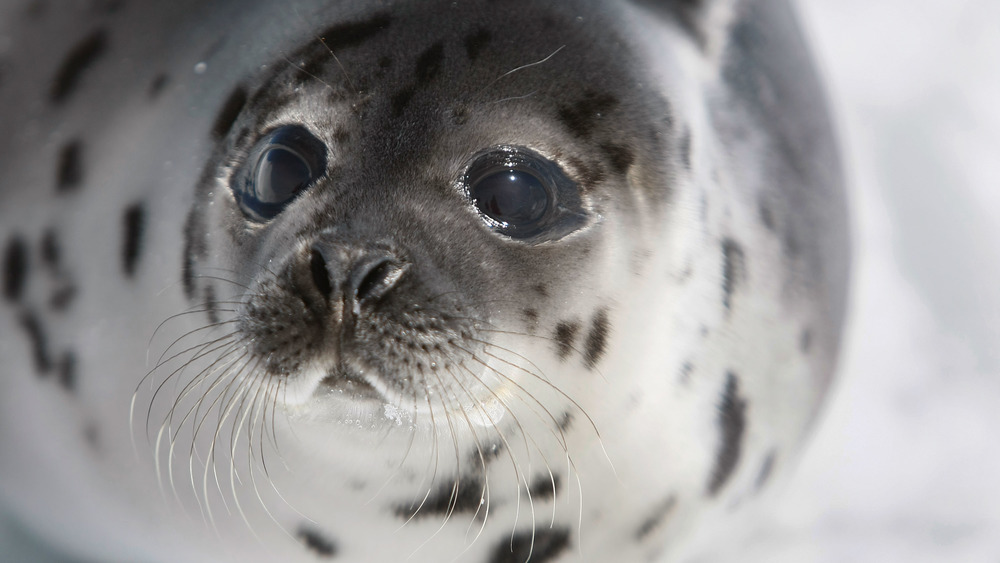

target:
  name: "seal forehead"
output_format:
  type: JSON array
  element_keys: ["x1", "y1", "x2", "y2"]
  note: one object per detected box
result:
[
  {"x1": 192, "y1": 0, "x2": 679, "y2": 300},
  {"x1": 243, "y1": 0, "x2": 670, "y2": 176}
]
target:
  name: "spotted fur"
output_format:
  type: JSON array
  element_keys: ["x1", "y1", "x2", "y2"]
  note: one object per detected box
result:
[{"x1": 0, "y1": 1, "x2": 848, "y2": 562}]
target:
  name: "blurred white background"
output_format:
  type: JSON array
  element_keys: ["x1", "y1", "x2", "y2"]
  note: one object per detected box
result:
[{"x1": 3, "y1": 0, "x2": 998, "y2": 561}]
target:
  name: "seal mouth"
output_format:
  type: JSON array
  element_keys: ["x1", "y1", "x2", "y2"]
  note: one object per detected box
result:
[{"x1": 316, "y1": 365, "x2": 384, "y2": 402}]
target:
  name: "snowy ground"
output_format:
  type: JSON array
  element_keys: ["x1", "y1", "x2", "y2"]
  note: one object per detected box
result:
[{"x1": 3, "y1": 1, "x2": 999, "y2": 561}]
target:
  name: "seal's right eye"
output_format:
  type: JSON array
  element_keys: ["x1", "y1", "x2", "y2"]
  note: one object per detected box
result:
[{"x1": 232, "y1": 125, "x2": 327, "y2": 221}]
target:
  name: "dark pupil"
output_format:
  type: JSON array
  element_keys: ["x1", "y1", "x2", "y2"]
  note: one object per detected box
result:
[
  {"x1": 472, "y1": 169, "x2": 548, "y2": 226},
  {"x1": 254, "y1": 146, "x2": 311, "y2": 203}
]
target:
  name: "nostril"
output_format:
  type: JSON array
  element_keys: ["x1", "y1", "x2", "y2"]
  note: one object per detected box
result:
[
  {"x1": 310, "y1": 248, "x2": 333, "y2": 298},
  {"x1": 354, "y1": 258, "x2": 405, "y2": 303}
]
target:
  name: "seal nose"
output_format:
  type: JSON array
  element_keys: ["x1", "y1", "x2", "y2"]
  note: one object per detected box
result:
[
  {"x1": 350, "y1": 254, "x2": 407, "y2": 303},
  {"x1": 307, "y1": 243, "x2": 407, "y2": 310}
]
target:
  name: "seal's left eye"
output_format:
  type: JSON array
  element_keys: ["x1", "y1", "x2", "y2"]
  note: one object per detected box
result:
[
  {"x1": 471, "y1": 169, "x2": 550, "y2": 229},
  {"x1": 461, "y1": 146, "x2": 587, "y2": 241},
  {"x1": 233, "y1": 125, "x2": 327, "y2": 221}
]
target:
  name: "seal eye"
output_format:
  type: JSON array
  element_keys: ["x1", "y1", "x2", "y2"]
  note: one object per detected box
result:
[
  {"x1": 462, "y1": 146, "x2": 586, "y2": 240},
  {"x1": 233, "y1": 125, "x2": 327, "y2": 221},
  {"x1": 471, "y1": 169, "x2": 549, "y2": 229},
  {"x1": 254, "y1": 146, "x2": 312, "y2": 205}
]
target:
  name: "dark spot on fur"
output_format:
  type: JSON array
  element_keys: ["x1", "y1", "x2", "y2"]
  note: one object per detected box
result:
[
  {"x1": 707, "y1": 371, "x2": 747, "y2": 496},
  {"x1": 784, "y1": 229, "x2": 800, "y2": 258},
  {"x1": 488, "y1": 527, "x2": 570, "y2": 563},
  {"x1": 601, "y1": 143, "x2": 634, "y2": 174},
  {"x1": 553, "y1": 321, "x2": 579, "y2": 360},
  {"x1": 147, "y1": 73, "x2": 169, "y2": 99},
  {"x1": 395, "y1": 476, "x2": 485, "y2": 519},
  {"x1": 532, "y1": 283, "x2": 548, "y2": 297},
  {"x1": 333, "y1": 128, "x2": 350, "y2": 144},
  {"x1": 4, "y1": 235, "x2": 28, "y2": 303},
  {"x1": 522, "y1": 308, "x2": 539, "y2": 332},
  {"x1": 583, "y1": 308, "x2": 610, "y2": 369},
  {"x1": 391, "y1": 86, "x2": 415, "y2": 117},
  {"x1": 57, "y1": 139, "x2": 84, "y2": 192},
  {"x1": 678, "y1": 361, "x2": 694, "y2": 385},
  {"x1": 19, "y1": 310, "x2": 52, "y2": 373},
  {"x1": 297, "y1": 526, "x2": 337, "y2": 558},
  {"x1": 464, "y1": 28, "x2": 492, "y2": 60},
  {"x1": 799, "y1": 328, "x2": 812, "y2": 353},
  {"x1": 203, "y1": 284, "x2": 219, "y2": 324},
  {"x1": 758, "y1": 198, "x2": 776, "y2": 231},
  {"x1": 40, "y1": 229, "x2": 60, "y2": 268},
  {"x1": 478, "y1": 441, "x2": 505, "y2": 465},
  {"x1": 557, "y1": 91, "x2": 618, "y2": 139},
  {"x1": 182, "y1": 208, "x2": 200, "y2": 298},
  {"x1": 679, "y1": 127, "x2": 692, "y2": 170},
  {"x1": 211, "y1": 85, "x2": 247, "y2": 140},
  {"x1": 721, "y1": 238, "x2": 745, "y2": 312},
  {"x1": 755, "y1": 450, "x2": 777, "y2": 491},
  {"x1": 557, "y1": 411, "x2": 573, "y2": 431},
  {"x1": 122, "y1": 203, "x2": 145, "y2": 277},
  {"x1": 57, "y1": 351, "x2": 76, "y2": 392},
  {"x1": 567, "y1": 156, "x2": 606, "y2": 188},
  {"x1": 414, "y1": 42, "x2": 444, "y2": 86},
  {"x1": 527, "y1": 474, "x2": 560, "y2": 501},
  {"x1": 84, "y1": 423, "x2": 100, "y2": 450},
  {"x1": 234, "y1": 126, "x2": 253, "y2": 149},
  {"x1": 50, "y1": 284, "x2": 77, "y2": 311},
  {"x1": 50, "y1": 28, "x2": 108, "y2": 103},
  {"x1": 635, "y1": 495, "x2": 678, "y2": 540},
  {"x1": 318, "y1": 12, "x2": 392, "y2": 52}
]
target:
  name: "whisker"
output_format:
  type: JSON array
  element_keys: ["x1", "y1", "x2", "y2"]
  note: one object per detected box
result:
[
  {"x1": 406, "y1": 368, "x2": 467, "y2": 559},
  {"x1": 479, "y1": 344, "x2": 616, "y2": 480},
  {"x1": 395, "y1": 371, "x2": 443, "y2": 532},
  {"x1": 204, "y1": 357, "x2": 263, "y2": 526},
  {"x1": 314, "y1": 34, "x2": 358, "y2": 95},
  {"x1": 244, "y1": 370, "x2": 294, "y2": 540},
  {"x1": 453, "y1": 342, "x2": 567, "y2": 453},
  {"x1": 471, "y1": 45, "x2": 565, "y2": 101},
  {"x1": 186, "y1": 351, "x2": 252, "y2": 526},
  {"x1": 159, "y1": 338, "x2": 243, "y2": 441},
  {"x1": 435, "y1": 365, "x2": 504, "y2": 554},
  {"x1": 281, "y1": 55, "x2": 336, "y2": 91},
  {"x1": 144, "y1": 334, "x2": 241, "y2": 441},
  {"x1": 226, "y1": 367, "x2": 268, "y2": 542},
  {"x1": 147, "y1": 310, "x2": 239, "y2": 366}
]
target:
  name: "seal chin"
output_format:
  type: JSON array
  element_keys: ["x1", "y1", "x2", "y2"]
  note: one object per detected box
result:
[{"x1": 290, "y1": 357, "x2": 505, "y2": 431}]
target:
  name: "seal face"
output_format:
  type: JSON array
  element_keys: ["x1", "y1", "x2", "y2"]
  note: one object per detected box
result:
[
  {"x1": 0, "y1": 1, "x2": 848, "y2": 562},
  {"x1": 181, "y1": 2, "x2": 676, "y2": 430}
]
